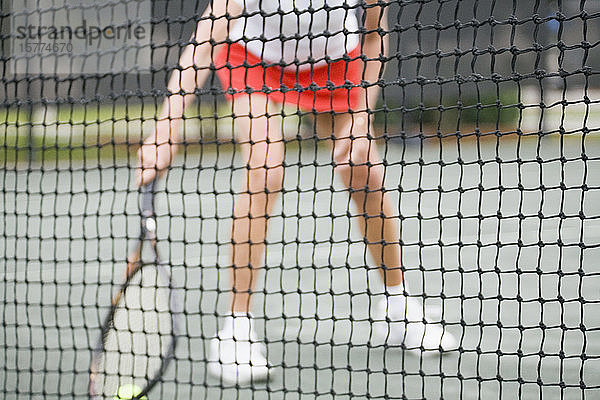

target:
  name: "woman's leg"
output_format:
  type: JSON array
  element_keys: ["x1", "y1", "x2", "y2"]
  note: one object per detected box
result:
[
  {"x1": 230, "y1": 93, "x2": 285, "y2": 313},
  {"x1": 317, "y1": 111, "x2": 457, "y2": 351},
  {"x1": 207, "y1": 94, "x2": 283, "y2": 384},
  {"x1": 316, "y1": 111, "x2": 402, "y2": 286}
]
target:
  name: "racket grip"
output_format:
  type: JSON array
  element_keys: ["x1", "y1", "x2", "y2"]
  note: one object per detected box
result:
[{"x1": 141, "y1": 180, "x2": 155, "y2": 216}]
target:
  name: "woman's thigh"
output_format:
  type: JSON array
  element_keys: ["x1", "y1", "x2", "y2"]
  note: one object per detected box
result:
[{"x1": 230, "y1": 93, "x2": 285, "y2": 168}]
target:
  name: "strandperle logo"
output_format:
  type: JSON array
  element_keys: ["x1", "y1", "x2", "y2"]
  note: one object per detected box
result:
[
  {"x1": 14, "y1": 20, "x2": 147, "y2": 46},
  {"x1": 9, "y1": 0, "x2": 152, "y2": 74}
]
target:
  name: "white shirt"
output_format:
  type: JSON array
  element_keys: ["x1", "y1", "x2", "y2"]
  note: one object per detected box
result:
[{"x1": 229, "y1": 0, "x2": 360, "y2": 69}]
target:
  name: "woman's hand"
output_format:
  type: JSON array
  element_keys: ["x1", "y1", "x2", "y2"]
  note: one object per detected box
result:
[
  {"x1": 136, "y1": 141, "x2": 178, "y2": 186},
  {"x1": 136, "y1": 118, "x2": 179, "y2": 186}
]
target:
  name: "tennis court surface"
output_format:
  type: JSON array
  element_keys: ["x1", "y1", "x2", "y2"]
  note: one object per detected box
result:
[{"x1": 2, "y1": 132, "x2": 599, "y2": 399}]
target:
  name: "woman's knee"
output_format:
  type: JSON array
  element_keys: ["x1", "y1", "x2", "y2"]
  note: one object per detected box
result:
[
  {"x1": 263, "y1": 163, "x2": 284, "y2": 193},
  {"x1": 332, "y1": 115, "x2": 382, "y2": 189},
  {"x1": 246, "y1": 144, "x2": 285, "y2": 193},
  {"x1": 334, "y1": 136, "x2": 371, "y2": 168}
]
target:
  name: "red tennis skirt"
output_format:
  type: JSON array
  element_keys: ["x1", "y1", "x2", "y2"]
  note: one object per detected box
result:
[{"x1": 214, "y1": 43, "x2": 363, "y2": 113}]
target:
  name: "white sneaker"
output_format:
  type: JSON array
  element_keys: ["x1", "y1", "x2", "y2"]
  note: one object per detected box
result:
[
  {"x1": 374, "y1": 288, "x2": 458, "y2": 353},
  {"x1": 207, "y1": 314, "x2": 270, "y2": 385}
]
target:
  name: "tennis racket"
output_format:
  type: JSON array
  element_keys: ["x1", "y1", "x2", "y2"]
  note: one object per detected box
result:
[{"x1": 90, "y1": 181, "x2": 179, "y2": 399}]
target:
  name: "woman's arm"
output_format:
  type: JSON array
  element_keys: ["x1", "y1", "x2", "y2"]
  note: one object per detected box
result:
[
  {"x1": 137, "y1": 0, "x2": 242, "y2": 186},
  {"x1": 361, "y1": 0, "x2": 389, "y2": 111}
]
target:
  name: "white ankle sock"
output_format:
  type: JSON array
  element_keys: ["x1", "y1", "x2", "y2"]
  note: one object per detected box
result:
[
  {"x1": 384, "y1": 283, "x2": 426, "y2": 321},
  {"x1": 221, "y1": 313, "x2": 253, "y2": 340},
  {"x1": 385, "y1": 283, "x2": 406, "y2": 296}
]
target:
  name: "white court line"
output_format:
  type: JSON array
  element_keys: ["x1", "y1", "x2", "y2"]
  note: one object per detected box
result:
[{"x1": 2, "y1": 222, "x2": 599, "y2": 281}]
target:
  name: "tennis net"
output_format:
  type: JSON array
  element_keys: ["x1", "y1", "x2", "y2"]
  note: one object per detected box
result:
[{"x1": 1, "y1": 0, "x2": 600, "y2": 399}]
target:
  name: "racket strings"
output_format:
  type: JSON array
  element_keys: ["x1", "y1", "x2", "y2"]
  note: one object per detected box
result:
[{"x1": 93, "y1": 262, "x2": 174, "y2": 398}]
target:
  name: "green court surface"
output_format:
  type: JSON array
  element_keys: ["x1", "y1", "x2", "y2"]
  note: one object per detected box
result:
[{"x1": 1, "y1": 133, "x2": 600, "y2": 399}]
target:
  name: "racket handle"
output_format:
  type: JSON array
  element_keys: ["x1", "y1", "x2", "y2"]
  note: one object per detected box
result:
[{"x1": 141, "y1": 180, "x2": 155, "y2": 216}]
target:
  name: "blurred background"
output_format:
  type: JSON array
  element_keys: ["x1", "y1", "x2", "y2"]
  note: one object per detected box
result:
[{"x1": 1, "y1": 0, "x2": 599, "y2": 163}]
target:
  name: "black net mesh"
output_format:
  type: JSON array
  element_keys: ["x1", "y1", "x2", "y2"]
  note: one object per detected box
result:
[{"x1": 1, "y1": 0, "x2": 600, "y2": 399}]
